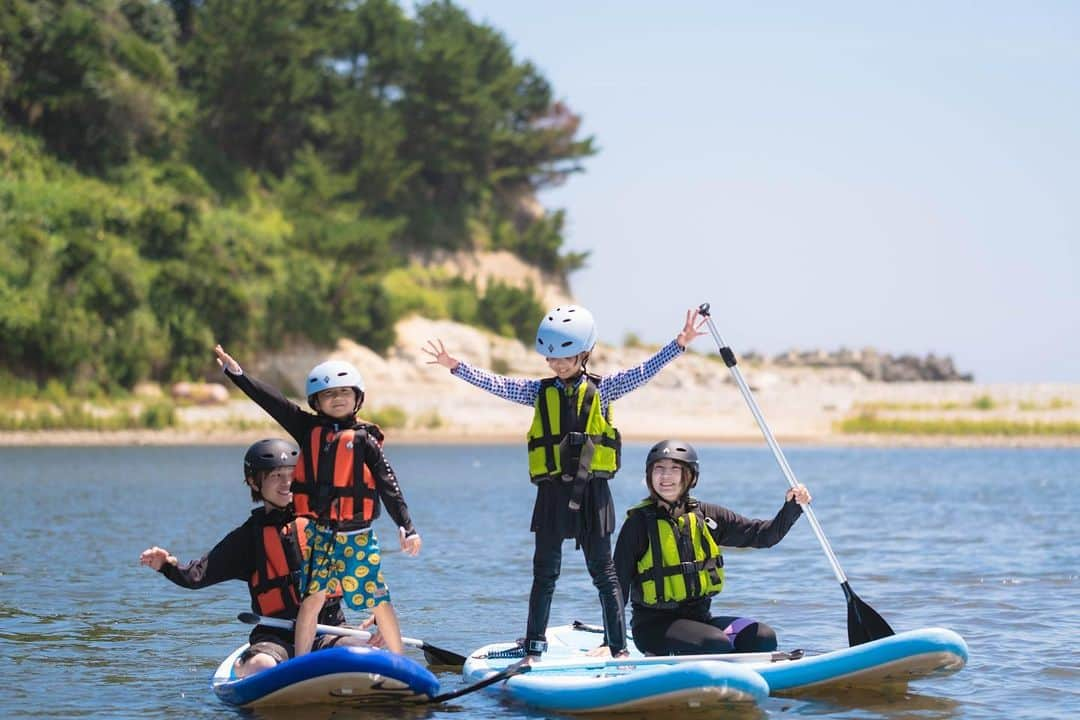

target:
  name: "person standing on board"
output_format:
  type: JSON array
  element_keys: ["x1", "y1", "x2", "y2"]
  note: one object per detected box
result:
[
  {"x1": 213, "y1": 345, "x2": 421, "y2": 658},
  {"x1": 614, "y1": 439, "x2": 810, "y2": 655},
  {"x1": 139, "y1": 439, "x2": 379, "y2": 677},
  {"x1": 423, "y1": 305, "x2": 704, "y2": 663}
]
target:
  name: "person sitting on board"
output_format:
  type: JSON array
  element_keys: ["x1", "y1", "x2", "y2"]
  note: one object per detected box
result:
[
  {"x1": 139, "y1": 439, "x2": 380, "y2": 677},
  {"x1": 213, "y1": 346, "x2": 421, "y2": 659},
  {"x1": 423, "y1": 306, "x2": 705, "y2": 663},
  {"x1": 613, "y1": 439, "x2": 810, "y2": 655}
]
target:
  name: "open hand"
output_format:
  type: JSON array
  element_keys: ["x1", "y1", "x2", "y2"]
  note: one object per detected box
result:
[
  {"x1": 421, "y1": 339, "x2": 459, "y2": 370},
  {"x1": 399, "y1": 527, "x2": 422, "y2": 556},
  {"x1": 213, "y1": 344, "x2": 241, "y2": 374},
  {"x1": 139, "y1": 546, "x2": 177, "y2": 571},
  {"x1": 676, "y1": 308, "x2": 707, "y2": 349}
]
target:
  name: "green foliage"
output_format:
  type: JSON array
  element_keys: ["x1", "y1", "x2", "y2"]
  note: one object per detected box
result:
[
  {"x1": 381, "y1": 266, "x2": 477, "y2": 323},
  {"x1": 476, "y1": 280, "x2": 544, "y2": 344},
  {"x1": 0, "y1": 397, "x2": 178, "y2": 431},
  {"x1": 363, "y1": 405, "x2": 407, "y2": 429},
  {"x1": 0, "y1": 0, "x2": 594, "y2": 395},
  {"x1": 0, "y1": 0, "x2": 188, "y2": 171}
]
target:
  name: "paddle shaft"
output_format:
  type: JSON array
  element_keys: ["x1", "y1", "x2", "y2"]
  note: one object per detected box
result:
[
  {"x1": 428, "y1": 665, "x2": 532, "y2": 703},
  {"x1": 239, "y1": 612, "x2": 375, "y2": 641},
  {"x1": 698, "y1": 304, "x2": 848, "y2": 585}
]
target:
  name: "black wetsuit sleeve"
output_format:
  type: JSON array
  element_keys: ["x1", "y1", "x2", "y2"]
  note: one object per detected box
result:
[
  {"x1": 364, "y1": 434, "x2": 415, "y2": 536},
  {"x1": 223, "y1": 368, "x2": 315, "y2": 444},
  {"x1": 704, "y1": 499, "x2": 803, "y2": 549},
  {"x1": 159, "y1": 521, "x2": 254, "y2": 589},
  {"x1": 614, "y1": 512, "x2": 648, "y2": 606}
]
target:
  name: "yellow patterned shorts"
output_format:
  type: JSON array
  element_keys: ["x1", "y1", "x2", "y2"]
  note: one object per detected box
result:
[{"x1": 301, "y1": 524, "x2": 391, "y2": 611}]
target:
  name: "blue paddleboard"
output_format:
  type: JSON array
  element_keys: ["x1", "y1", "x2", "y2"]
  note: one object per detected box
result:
[{"x1": 211, "y1": 644, "x2": 439, "y2": 707}]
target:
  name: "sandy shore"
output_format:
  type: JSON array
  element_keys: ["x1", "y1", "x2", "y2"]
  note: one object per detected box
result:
[{"x1": 4, "y1": 316, "x2": 1078, "y2": 448}]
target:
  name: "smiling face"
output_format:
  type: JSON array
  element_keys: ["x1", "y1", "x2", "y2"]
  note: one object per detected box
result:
[
  {"x1": 649, "y1": 459, "x2": 688, "y2": 504},
  {"x1": 316, "y1": 386, "x2": 357, "y2": 419},
  {"x1": 253, "y1": 466, "x2": 294, "y2": 508},
  {"x1": 546, "y1": 352, "x2": 586, "y2": 380}
]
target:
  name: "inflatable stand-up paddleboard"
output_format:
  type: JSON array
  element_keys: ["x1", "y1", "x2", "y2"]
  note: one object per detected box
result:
[
  {"x1": 540, "y1": 623, "x2": 968, "y2": 697},
  {"x1": 464, "y1": 628, "x2": 769, "y2": 714},
  {"x1": 753, "y1": 626, "x2": 967, "y2": 695},
  {"x1": 212, "y1": 644, "x2": 439, "y2": 707}
]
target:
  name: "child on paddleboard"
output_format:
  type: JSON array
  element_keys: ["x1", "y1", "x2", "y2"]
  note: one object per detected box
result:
[
  {"x1": 613, "y1": 439, "x2": 810, "y2": 655},
  {"x1": 214, "y1": 346, "x2": 422, "y2": 657},
  {"x1": 423, "y1": 305, "x2": 704, "y2": 662},
  {"x1": 139, "y1": 439, "x2": 380, "y2": 677}
]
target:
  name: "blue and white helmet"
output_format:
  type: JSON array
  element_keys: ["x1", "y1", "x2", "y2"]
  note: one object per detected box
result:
[
  {"x1": 535, "y1": 305, "x2": 597, "y2": 358},
  {"x1": 305, "y1": 359, "x2": 365, "y2": 410}
]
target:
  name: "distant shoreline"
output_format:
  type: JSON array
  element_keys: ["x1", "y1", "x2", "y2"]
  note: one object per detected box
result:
[{"x1": 2, "y1": 428, "x2": 1076, "y2": 449}]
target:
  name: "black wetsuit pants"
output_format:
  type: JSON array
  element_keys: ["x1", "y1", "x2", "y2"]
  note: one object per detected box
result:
[
  {"x1": 525, "y1": 526, "x2": 626, "y2": 655},
  {"x1": 631, "y1": 615, "x2": 778, "y2": 655}
]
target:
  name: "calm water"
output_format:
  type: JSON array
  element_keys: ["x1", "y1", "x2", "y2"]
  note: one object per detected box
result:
[{"x1": 1, "y1": 444, "x2": 1077, "y2": 719}]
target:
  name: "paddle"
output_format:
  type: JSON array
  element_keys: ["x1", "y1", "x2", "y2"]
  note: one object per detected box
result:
[
  {"x1": 237, "y1": 612, "x2": 467, "y2": 666},
  {"x1": 696, "y1": 302, "x2": 895, "y2": 646},
  {"x1": 427, "y1": 664, "x2": 532, "y2": 703},
  {"x1": 472, "y1": 649, "x2": 803, "y2": 672}
]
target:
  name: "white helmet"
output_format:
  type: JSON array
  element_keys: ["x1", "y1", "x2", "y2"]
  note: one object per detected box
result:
[
  {"x1": 535, "y1": 305, "x2": 598, "y2": 358},
  {"x1": 305, "y1": 360, "x2": 365, "y2": 411}
]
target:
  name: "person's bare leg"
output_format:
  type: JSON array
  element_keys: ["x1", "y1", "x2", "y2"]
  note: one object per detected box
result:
[
  {"x1": 235, "y1": 652, "x2": 276, "y2": 677},
  {"x1": 371, "y1": 602, "x2": 404, "y2": 654},
  {"x1": 294, "y1": 590, "x2": 327, "y2": 657}
]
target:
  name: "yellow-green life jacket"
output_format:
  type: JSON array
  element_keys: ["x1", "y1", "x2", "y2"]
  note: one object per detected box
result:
[
  {"x1": 629, "y1": 499, "x2": 725, "y2": 608},
  {"x1": 526, "y1": 375, "x2": 621, "y2": 504}
]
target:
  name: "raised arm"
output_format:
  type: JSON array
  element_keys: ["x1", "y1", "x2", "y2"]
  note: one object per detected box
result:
[
  {"x1": 597, "y1": 308, "x2": 705, "y2": 404},
  {"x1": 705, "y1": 489, "x2": 807, "y2": 549},
  {"x1": 214, "y1": 344, "x2": 314, "y2": 442},
  {"x1": 423, "y1": 338, "x2": 540, "y2": 406}
]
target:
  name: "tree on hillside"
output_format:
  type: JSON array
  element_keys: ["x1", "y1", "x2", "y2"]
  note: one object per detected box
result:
[
  {"x1": 182, "y1": 0, "x2": 342, "y2": 179},
  {"x1": 0, "y1": 0, "x2": 598, "y2": 393},
  {"x1": 0, "y1": 0, "x2": 186, "y2": 172}
]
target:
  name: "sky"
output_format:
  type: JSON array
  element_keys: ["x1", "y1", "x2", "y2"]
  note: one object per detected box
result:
[{"x1": 453, "y1": 1, "x2": 1079, "y2": 383}]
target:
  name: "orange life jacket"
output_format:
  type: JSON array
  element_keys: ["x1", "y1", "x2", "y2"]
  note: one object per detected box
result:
[
  {"x1": 291, "y1": 425, "x2": 379, "y2": 524},
  {"x1": 249, "y1": 513, "x2": 310, "y2": 618}
]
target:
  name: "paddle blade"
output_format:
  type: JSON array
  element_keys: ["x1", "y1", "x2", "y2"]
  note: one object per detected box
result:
[
  {"x1": 420, "y1": 642, "x2": 467, "y2": 667},
  {"x1": 843, "y1": 582, "x2": 895, "y2": 646}
]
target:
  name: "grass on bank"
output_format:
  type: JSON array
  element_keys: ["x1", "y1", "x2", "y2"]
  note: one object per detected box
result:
[
  {"x1": 838, "y1": 413, "x2": 1080, "y2": 436},
  {"x1": 856, "y1": 395, "x2": 1073, "y2": 413},
  {"x1": 0, "y1": 398, "x2": 177, "y2": 431}
]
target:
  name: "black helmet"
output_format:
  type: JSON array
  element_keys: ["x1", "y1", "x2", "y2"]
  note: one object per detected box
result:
[
  {"x1": 243, "y1": 438, "x2": 300, "y2": 479},
  {"x1": 645, "y1": 439, "x2": 700, "y2": 490}
]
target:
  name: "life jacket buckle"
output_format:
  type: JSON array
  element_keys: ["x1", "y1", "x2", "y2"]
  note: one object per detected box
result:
[{"x1": 565, "y1": 432, "x2": 588, "y2": 446}]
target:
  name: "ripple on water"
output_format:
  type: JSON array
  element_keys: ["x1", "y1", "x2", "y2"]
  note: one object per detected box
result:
[{"x1": 3, "y1": 445, "x2": 1079, "y2": 719}]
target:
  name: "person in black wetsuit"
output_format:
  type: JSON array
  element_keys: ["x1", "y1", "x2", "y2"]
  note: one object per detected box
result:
[
  {"x1": 139, "y1": 439, "x2": 376, "y2": 677},
  {"x1": 212, "y1": 345, "x2": 421, "y2": 658},
  {"x1": 614, "y1": 439, "x2": 811, "y2": 655}
]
